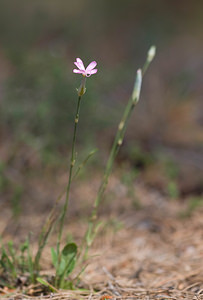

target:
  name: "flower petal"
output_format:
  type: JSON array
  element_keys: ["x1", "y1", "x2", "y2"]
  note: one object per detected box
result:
[
  {"x1": 86, "y1": 61, "x2": 97, "y2": 71},
  {"x1": 74, "y1": 62, "x2": 82, "y2": 70},
  {"x1": 76, "y1": 58, "x2": 85, "y2": 70},
  {"x1": 89, "y1": 69, "x2": 98, "y2": 75},
  {"x1": 73, "y1": 69, "x2": 83, "y2": 74}
]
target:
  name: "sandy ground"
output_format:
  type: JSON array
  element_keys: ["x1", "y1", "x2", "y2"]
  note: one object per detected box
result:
[{"x1": 0, "y1": 177, "x2": 203, "y2": 299}]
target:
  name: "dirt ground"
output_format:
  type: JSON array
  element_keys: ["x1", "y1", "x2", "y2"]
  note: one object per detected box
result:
[{"x1": 0, "y1": 173, "x2": 203, "y2": 300}]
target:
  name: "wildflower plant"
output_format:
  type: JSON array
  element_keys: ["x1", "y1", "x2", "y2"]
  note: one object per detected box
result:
[
  {"x1": 0, "y1": 47, "x2": 156, "y2": 292},
  {"x1": 51, "y1": 48, "x2": 155, "y2": 288},
  {"x1": 53, "y1": 58, "x2": 98, "y2": 288}
]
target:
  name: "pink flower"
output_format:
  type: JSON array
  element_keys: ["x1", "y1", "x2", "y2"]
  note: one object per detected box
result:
[{"x1": 73, "y1": 58, "x2": 98, "y2": 77}]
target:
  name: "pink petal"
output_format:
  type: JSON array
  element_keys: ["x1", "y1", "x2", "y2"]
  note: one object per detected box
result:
[
  {"x1": 89, "y1": 69, "x2": 97, "y2": 75},
  {"x1": 86, "y1": 61, "x2": 97, "y2": 71},
  {"x1": 76, "y1": 58, "x2": 83, "y2": 63},
  {"x1": 74, "y1": 62, "x2": 83, "y2": 70},
  {"x1": 76, "y1": 58, "x2": 85, "y2": 70},
  {"x1": 73, "y1": 69, "x2": 83, "y2": 74}
]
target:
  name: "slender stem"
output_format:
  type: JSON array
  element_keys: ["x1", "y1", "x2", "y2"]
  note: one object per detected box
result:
[
  {"x1": 55, "y1": 96, "x2": 82, "y2": 282},
  {"x1": 58, "y1": 96, "x2": 82, "y2": 245}
]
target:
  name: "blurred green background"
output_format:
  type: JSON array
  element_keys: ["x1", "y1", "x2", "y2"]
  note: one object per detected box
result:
[{"x1": 0, "y1": 0, "x2": 202, "y2": 214}]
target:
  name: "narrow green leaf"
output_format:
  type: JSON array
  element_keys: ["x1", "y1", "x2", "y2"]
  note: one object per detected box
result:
[
  {"x1": 37, "y1": 277, "x2": 58, "y2": 293},
  {"x1": 58, "y1": 257, "x2": 66, "y2": 276},
  {"x1": 37, "y1": 277, "x2": 49, "y2": 287},
  {"x1": 65, "y1": 257, "x2": 76, "y2": 276},
  {"x1": 51, "y1": 247, "x2": 58, "y2": 268},
  {"x1": 86, "y1": 223, "x2": 92, "y2": 246}
]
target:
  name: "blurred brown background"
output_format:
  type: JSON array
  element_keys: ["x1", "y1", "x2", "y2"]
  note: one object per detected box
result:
[{"x1": 0, "y1": 0, "x2": 202, "y2": 220}]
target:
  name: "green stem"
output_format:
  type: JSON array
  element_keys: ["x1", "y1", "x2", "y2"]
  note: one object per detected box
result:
[{"x1": 55, "y1": 95, "x2": 82, "y2": 282}]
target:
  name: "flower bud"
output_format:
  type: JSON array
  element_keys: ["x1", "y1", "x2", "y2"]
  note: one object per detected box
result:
[
  {"x1": 132, "y1": 69, "x2": 142, "y2": 103},
  {"x1": 147, "y1": 46, "x2": 156, "y2": 63},
  {"x1": 77, "y1": 76, "x2": 86, "y2": 96}
]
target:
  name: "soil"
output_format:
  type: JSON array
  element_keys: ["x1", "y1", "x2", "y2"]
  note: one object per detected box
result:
[
  {"x1": 0, "y1": 172, "x2": 203, "y2": 300},
  {"x1": 0, "y1": 174, "x2": 203, "y2": 300}
]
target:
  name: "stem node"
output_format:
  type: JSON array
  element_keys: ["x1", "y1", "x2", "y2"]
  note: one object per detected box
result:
[
  {"x1": 118, "y1": 121, "x2": 124, "y2": 130},
  {"x1": 117, "y1": 139, "x2": 123, "y2": 146}
]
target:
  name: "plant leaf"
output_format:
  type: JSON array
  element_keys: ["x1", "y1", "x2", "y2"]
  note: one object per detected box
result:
[
  {"x1": 62, "y1": 243, "x2": 77, "y2": 257},
  {"x1": 58, "y1": 243, "x2": 78, "y2": 286},
  {"x1": 37, "y1": 277, "x2": 58, "y2": 293},
  {"x1": 51, "y1": 247, "x2": 58, "y2": 268},
  {"x1": 37, "y1": 277, "x2": 50, "y2": 287},
  {"x1": 58, "y1": 256, "x2": 66, "y2": 276},
  {"x1": 65, "y1": 257, "x2": 76, "y2": 276}
]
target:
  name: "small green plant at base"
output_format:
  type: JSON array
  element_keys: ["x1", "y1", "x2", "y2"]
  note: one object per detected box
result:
[{"x1": 0, "y1": 237, "x2": 35, "y2": 287}]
